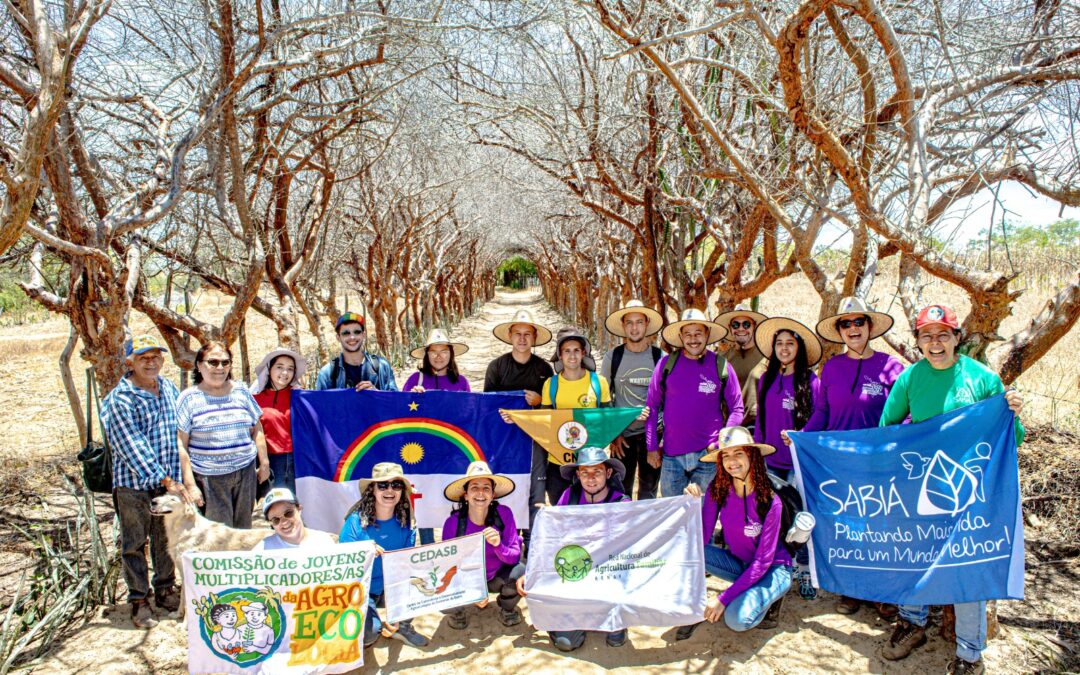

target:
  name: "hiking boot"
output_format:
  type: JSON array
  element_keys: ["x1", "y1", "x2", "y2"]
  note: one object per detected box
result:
[
  {"x1": 882, "y1": 620, "x2": 927, "y2": 661},
  {"x1": 131, "y1": 599, "x2": 158, "y2": 629},
  {"x1": 155, "y1": 587, "x2": 181, "y2": 613},
  {"x1": 945, "y1": 657, "x2": 985, "y2": 675},
  {"x1": 757, "y1": 595, "x2": 785, "y2": 630},
  {"x1": 499, "y1": 608, "x2": 522, "y2": 627},
  {"x1": 605, "y1": 629, "x2": 627, "y2": 647},
  {"x1": 875, "y1": 602, "x2": 899, "y2": 620},
  {"x1": 836, "y1": 596, "x2": 861, "y2": 615},
  {"x1": 387, "y1": 621, "x2": 429, "y2": 648},
  {"x1": 675, "y1": 622, "x2": 702, "y2": 641},
  {"x1": 447, "y1": 609, "x2": 469, "y2": 630},
  {"x1": 797, "y1": 567, "x2": 817, "y2": 600}
]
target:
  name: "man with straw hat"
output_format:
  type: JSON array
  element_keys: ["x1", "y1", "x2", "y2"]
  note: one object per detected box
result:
[
  {"x1": 484, "y1": 309, "x2": 553, "y2": 543},
  {"x1": 643, "y1": 308, "x2": 745, "y2": 498},
  {"x1": 600, "y1": 300, "x2": 664, "y2": 500},
  {"x1": 714, "y1": 303, "x2": 769, "y2": 429}
]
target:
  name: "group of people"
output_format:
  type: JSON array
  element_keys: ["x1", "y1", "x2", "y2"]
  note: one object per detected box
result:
[{"x1": 100, "y1": 296, "x2": 1024, "y2": 675}]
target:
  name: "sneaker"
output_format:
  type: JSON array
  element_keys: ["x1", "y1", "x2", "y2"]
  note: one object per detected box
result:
[
  {"x1": 388, "y1": 622, "x2": 429, "y2": 648},
  {"x1": 882, "y1": 620, "x2": 927, "y2": 661},
  {"x1": 836, "y1": 596, "x2": 861, "y2": 615},
  {"x1": 675, "y1": 622, "x2": 702, "y2": 641},
  {"x1": 757, "y1": 595, "x2": 784, "y2": 630},
  {"x1": 499, "y1": 608, "x2": 522, "y2": 627},
  {"x1": 797, "y1": 567, "x2": 817, "y2": 600},
  {"x1": 447, "y1": 609, "x2": 469, "y2": 630},
  {"x1": 553, "y1": 635, "x2": 581, "y2": 652},
  {"x1": 945, "y1": 657, "x2": 985, "y2": 675},
  {"x1": 155, "y1": 587, "x2": 181, "y2": 613},
  {"x1": 606, "y1": 629, "x2": 627, "y2": 647},
  {"x1": 131, "y1": 600, "x2": 157, "y2": 629},
  {"x1": 875, "y1": 602, "x2": 899, "y2": 620}
]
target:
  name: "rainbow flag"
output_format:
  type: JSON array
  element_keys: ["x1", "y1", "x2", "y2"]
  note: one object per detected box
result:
[
  {"x1": 503, "y1": 407, "x2": 643, "y2": 465},
  {"x1": 292, "y1": 390, "x2": 533, "y2": 531}
]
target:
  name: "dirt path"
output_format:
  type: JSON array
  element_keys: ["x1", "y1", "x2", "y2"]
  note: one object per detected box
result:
[{"x1": 25, "y1": 290, "x2": 1074, "y2": 673}]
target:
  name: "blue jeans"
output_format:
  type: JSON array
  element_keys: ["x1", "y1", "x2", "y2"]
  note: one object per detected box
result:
[
  {"x1": 659, "y1": 449, "x2": 716, "y2": 498},
  {"x1": 704, "y1": 545, "x2": 792, "y2": 631},
  {"x1": 900, "y1": 602, "x2": 986, "y2": 662},
  {"x1": 419, "y1": 528, "x2": 435, "y2": 545},
  {"x1": 363, "y1": 592, "x2": 418, "y2": 646},
  {"x1": 114, "y1": 486, "x2": 174, "y2": 602},
  {"x1": 267, "y1": 453, "x2": 295, "y2": 492}
]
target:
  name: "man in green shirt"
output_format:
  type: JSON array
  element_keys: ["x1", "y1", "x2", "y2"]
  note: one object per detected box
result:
[{"x1": 879, "y1": 304, "x2": 1023, "y2": 675}]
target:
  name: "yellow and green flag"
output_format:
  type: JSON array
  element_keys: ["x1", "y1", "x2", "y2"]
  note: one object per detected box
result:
[{"x1": 503, "y1": 407, "x2": 643, "y2": 465}]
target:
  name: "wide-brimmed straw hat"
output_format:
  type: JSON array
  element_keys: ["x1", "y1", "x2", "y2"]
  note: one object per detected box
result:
[
  {"x1": 443, "y1": 461, "x2": 516, "y2": 502},
  {"x1": 550, "y1": 327, "x2": 596, "y2": 372},
  {"x1": 714, "y1": 304, "x2": 769, "y2": 341},
  {"x1": 250, "y1": 347, "x2": 307, "y2": 395},
  {"x1": 558, "y1": 446, "x2": 626, "y2": 482},
  {"x1": 755, "y1": 317, "x2": 823, "y2": 367},
  {"x1": 605, "y1": 300, "x2": 664, "y2": 338},
  {"x1": 410, "y1": 328, "x2": 469, "y2": 360},
  {"x1": 358, "y1": 462, "x2": 414, "y2": 497},
  {"x1": 492, "y1": 309, "x2": 553, "y2": 347},
  {"x1": 701, "y1": 426, "x2": 776, "y2": 462},
  {"x1": 815, "y1": 297, "x2": 894, "y2": 344},
  {"x1": 661, "y1": 308, "x2": 727, "y2": 348}
]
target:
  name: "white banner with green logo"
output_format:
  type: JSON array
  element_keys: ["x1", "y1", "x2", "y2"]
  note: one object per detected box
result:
[
  {"x1": 382, "y1": 533, "x2": 488, "y2": 623},
  {"x1": 524, "y1": 496, "x2": 706, "y2": 631}
]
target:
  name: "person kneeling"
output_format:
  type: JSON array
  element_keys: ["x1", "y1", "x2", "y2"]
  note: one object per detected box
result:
[{"x1": 677, "y1": 427, "x2": 792, "y2": 639}]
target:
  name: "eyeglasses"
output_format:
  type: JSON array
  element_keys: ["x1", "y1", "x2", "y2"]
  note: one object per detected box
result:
[
  {"x1": 837, "y1": 317, "x2": 868, "y2": 329},
  {"x1": 729, "y1": 320, "x2": 754, "y2": 330},
  {"x1": 270, "y1": 508, "x2": 297, "y2": 526},
  {"x1": 375, "y1": 480, "x2": 406, "y2": 491},
  {"x1": 203, "y1": 359, "x2": 231, "y2": 368},
  {"x1": 339, "y1": 329, "x2": 364, "y2": 337}
]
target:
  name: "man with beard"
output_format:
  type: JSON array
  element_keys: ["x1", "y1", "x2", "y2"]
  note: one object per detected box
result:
[
  {"x1": 714, "y1": 304, "x2": 768, "y2": 429},
  {"x1": 600, "y1": 300, "x2": 665, "y2": 499},
  {"x1": 315, "y1": 312, "x2": 398, "y2": 391}
]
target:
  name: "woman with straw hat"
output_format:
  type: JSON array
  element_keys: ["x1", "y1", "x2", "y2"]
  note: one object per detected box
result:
[
  {"x1": 403, "y1": 328, "x2": 471, "y2": 392},
  {"x1": 251, "y1": 347, "x2": 308, "y2": 492},
  {"x1": 805, "y1": 297, "x2": 905, "y2": 619},
  {"x1": 676, "y1": 427, "x2": 792, "y2": 639},
  {"x1": 440, "y1": 461, "x2": 525, "y2": 630}
]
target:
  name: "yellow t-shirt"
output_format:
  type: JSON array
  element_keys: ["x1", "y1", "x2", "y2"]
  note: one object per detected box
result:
[{"x1": 541, "y1": 372, "x2": 611, "y2": 409}]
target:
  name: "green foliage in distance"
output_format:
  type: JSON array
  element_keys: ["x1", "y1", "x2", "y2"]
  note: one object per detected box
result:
[
  {"x1": 971, "y1": 219, "x2": 1079, "y2": 249},
  {"x1": 497, "y1": 257, "x2": 537, "y2": 289}
]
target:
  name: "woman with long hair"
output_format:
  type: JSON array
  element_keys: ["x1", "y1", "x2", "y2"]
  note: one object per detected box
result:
[
  {"x1": 339, "y1": 463, "x2": 429, "y2": 648},
  {"x1": 250, "y1": 347, "x2": 307, "y2": 492},
  {"x1": 676, "y1": 427, "x2": 792, "y2": 640},
  {"x1": 403, "y1": 328, "x2": 471, "y2": 392}
]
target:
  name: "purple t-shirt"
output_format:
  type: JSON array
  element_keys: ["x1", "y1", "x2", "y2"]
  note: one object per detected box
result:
[
  {"x1": 440, "y1": 504, "x2": 521, "y2": 581},
  {"x1": 403, "y1": 371, "x2": 472, "y2": 392},
  {"x1": 753, "y1": 371, "x2": 821, "y2": 470},
  {"x1": 644, "y1": 351, "x2": 745, "y2": 456},
  {"x1": 804, "y1": 351, "x2": 904, "y2": 433},
  {"x1": 702, "y1": 485, "x2": 792, "y2": 606},
  {"x1": 556, "y1": 486, "x2": 629, "y2": 505}
]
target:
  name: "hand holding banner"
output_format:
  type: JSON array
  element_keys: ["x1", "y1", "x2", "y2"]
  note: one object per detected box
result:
[{"x1": 383, "y1": 533, "x2": 488, "y2": 623}]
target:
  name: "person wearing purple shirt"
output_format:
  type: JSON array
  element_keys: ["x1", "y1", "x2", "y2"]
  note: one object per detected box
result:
[
  {"x1": 644, "y1": 309, "x2": 745, "y2": 499},
  {"x1": 676, "y1": 427, "x2": 792, "y2": 640},
  {"x1": 441, "y1": 462, "x2": 524, "y2": 630},
  {"x1": 403, "y1": 328, "x2": 472, "y2": 393}
]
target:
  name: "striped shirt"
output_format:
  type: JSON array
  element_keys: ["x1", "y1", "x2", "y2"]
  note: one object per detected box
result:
[
  {"x1": 101, "y1": 375, "x2": 181, "y2": 490},
  {"x1": 176, "y1": 383, "x2": 261, "y2": 476}
]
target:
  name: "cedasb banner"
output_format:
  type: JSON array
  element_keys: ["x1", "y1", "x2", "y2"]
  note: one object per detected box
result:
[
  {"x1": 383, "y1": 533, "x2": 487, "y2": 623},
  {"x1": 790, "y1": 394, "x2": 1024, "y2": 606},
  {"x1": 181, "y1": 541, "x2": 376, "y2": 674},
  {"x1": 292, "y1": 390, "x2": 532, "y2": 531},
  {"x1": 524, "y1": 496, "x2": 706, "y2": 631}
]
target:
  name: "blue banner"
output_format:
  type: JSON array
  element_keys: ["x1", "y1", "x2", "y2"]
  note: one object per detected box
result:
[
  {"x1": 291, "y1": 390, "x2": 533, "y2": 531},
  {"x1": 790, "y1": 394, "x2": 1024, "y2": 606}
]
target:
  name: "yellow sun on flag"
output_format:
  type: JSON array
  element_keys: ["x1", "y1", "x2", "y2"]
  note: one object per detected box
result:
[{"x1": 400, "y1": 442, "x2": 424, "y2": 464}]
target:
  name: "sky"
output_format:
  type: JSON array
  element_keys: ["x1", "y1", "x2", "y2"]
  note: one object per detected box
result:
[{"x1": 941, "y1": 180, "x2": 1080, "y2": 246}]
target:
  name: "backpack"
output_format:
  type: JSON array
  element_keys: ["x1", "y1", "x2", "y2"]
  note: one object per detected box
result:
[
  {"x1": 759, "y1": 473, "x2": 805, "y2": 557},
  {"x1": 548, "y1": 371, "x2": 602, "y2": 409},
  {"x1": 657, "y1": 350, "x2": 730, "y2": 423},
  {"x1": 330, "y1": 354, "x2": 376, "y2": 389},
  {"x1": 455, "y1": 504, "x2": 505, "y2": 538},
  {"x1": 608, "y1": 344, "x2": 663, "y2": 400},
  {"x1": 568, "y1": 479, "x2": 628, "y2": 504}
]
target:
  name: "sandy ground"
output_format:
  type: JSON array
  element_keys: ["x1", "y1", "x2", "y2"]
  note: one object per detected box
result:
[{"x1": 8, "y1": 288, "x2": 1075, "y2": 674}]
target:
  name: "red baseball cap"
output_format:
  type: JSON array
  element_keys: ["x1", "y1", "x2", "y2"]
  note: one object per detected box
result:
[{"x1": 915, "y1": 305, "x2": 959, "y2": 331}]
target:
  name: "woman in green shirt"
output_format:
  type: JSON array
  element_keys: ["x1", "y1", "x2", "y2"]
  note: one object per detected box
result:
[{"x1": 878, "y1": 304, "x2": 1023, "y2": 675}]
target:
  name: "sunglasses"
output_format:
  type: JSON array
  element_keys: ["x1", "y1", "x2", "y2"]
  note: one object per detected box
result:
[
  {"x1": 837, "y1": 317, "x2": 868, "y2": 329},
  {"x1": 270, "y1": 508, "x2": 297, "y2": 526},
  {"x1": 375, "y1": 480, "x2": 406, "y2": 491},
  {"x1": 203, "y1": 359, "x2": 231, "y2": 368},
  {"x1": 729, "y1": 320, "x2": 754, "y2": 330}
]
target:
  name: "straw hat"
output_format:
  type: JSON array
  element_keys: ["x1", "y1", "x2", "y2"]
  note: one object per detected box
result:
[
  {"x1": 701, "y1": 426, "x2": 776, "y2": 462},
  {"x1": 250, "y1": 347, "x2": 307, "y2": 394},
  {"x1": 714, "y1": 304, "x2": 769, "y2": 341},
  {"x1": 550, "y1": 327, "x2": 596, "y2": 372},
  {"x1": 755, "y1": 317, "x2": 823, "y2": 367},
  {"x1": 358, "y1": 462, "x2": 414, "y2": 497},
  {"x1": 661, "y1": 308, "x2": 727, "y2": 348},
  {"x1": 558, "y1": 446, "x2": 626, "y2": 482},
  {"x1": 604, "y1": 300, "x2": 663, "y2": 338},
  {"x1": 443, "y1": 461, "x2": 516, "y2": 502},
  {"x1": 492, "y1": 309, "x2": 553, "y2": 347},
  {"x1": 815, "y1": 297, "x2": 894, "y2": 344},
  {"x1": 410, "y1": 328, "x2": 469, "y2": 360}
]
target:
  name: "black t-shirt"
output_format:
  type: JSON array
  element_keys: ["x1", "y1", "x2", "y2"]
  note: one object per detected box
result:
[{"x1": 483, "y1": 352, "x2": 553, "y2": 394}]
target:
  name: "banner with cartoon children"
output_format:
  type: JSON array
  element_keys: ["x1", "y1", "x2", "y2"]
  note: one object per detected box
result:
[
  {"x1": 382, "y1": 533, "x2": 488, "y2": 623},
  {"x1": 181, "y1": 541, "x2": 376, "y2": 675},
  {"x1": 790, "y1": 394, "x2": 1025, "y2": 606}
]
